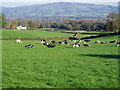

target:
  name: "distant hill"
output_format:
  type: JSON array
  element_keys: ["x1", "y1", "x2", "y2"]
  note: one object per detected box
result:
[
  {"x1": 2, "y1": 2, "x2": 118, "y2": 20},
  {"x1": 94, "y1": 2, "x2": 118, "y2": 6}
]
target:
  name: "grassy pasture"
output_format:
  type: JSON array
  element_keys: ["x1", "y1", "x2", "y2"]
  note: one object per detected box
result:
[
  {"x1": 1, "y1": 30, "x2": 72, "y2": 38},
  {"x1": 1, "y1": 30, "x2": 119, "y2": 88},
  {"x1": 1, "y1": 30, "x2": 95, "y2": 38}
]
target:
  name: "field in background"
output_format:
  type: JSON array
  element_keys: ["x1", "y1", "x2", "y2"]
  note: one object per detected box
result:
[
  {"x1": 1, "y1": 30, "x2": 72, "y2": 38},
  {"x1": 1, "y1": 29, "x2": 98, "y2": 38},
  {"x1": 1, "y1": 30, "x2": 119, "y2": 88}
]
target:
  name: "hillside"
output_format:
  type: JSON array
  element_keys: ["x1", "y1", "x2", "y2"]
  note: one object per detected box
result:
[{"x1": 2, "y1": 2, "x2": 118, "y2": 20}]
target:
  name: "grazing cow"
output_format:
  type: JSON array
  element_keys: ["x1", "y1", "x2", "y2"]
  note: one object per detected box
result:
[
  {"x1": 73, "y1": 43, "x2": 80, "y2": 47},
  {"x1": 58, "y1": 41, "x2": 64, "y2": 44},
  {"x1": 45, "y1": 43, "x2": 56, "y2": 48},
  {"x1": 41, "y1": 40, "x2": 46, "y2": 44},
  {"x1": 109, "y1": 40, "x2": 118, "y2": 43},
  {"x1": 16, "y1": 39, "x2": 22, "y2": 43},
  {"x1": 84, "y1": 40, "x2": 91, "y2": 43},
  {"x1": 94, "y1": 40, "x2": 100, "y2": 43},
  {"x1": 83, "y1": 44, "x2": 90, "y2": 47},
  {"x1": 75, "y1": 40, "x2": 81, "y2": 43},
  {"x1": 50, "y1": 40, "x2": 56, "y2": 44},
  {"x1": 100, "y1": 42, "x2": 106, "y2": 44},
  {"x1": 25, "y1": 44, "x2": 34, "y2": 48},
  {"x1": 63, "y1": 40, "x2": 70, "y2": 45},
  {"x1": 64, "y1": 42, "x2": 70, "y2": 45}
]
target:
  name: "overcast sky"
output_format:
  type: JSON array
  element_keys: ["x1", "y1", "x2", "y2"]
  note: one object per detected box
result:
[{"x1": 2, "y1": 0, "x2": 120, "y2": 3}]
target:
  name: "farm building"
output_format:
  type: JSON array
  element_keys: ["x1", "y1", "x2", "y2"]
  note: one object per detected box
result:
[{"x1": 17, "y1": 25, "x2": 27, "y2": 30}]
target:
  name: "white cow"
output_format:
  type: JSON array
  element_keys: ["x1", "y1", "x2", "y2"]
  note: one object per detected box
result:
[{"x1": 16, "y1": 39, "x2": 22, "y2": 43}]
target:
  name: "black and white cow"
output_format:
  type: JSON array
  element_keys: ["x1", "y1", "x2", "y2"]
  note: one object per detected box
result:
[
  {"x1": 84, "y1": 40, "x2": 91, "y2": 43},
  {"x1": 83, "y1": 44, "x2": 90, "y2": 47},
  {"x1": 63, "y1": 40, "x2": 70, "y2": 45},
  {"x1": 41, "y1": 40, "x2": 46, "y2": 44},
  {"x1": 58, "y1": 41, "x2": 64, "y2": 44},
  {"x1": 100, "y1": 42, "x2": 107, "y2": 44},
  {"x1": 94, "y1": 40, "x2": 100, "y2": 43},
  {"x1": 45, "y1": 43, "x2": 56, "y2": 48},
  {"x1": 73, "y1": 43, "x2": 80, "y2": 47},
  {"x1": 25, "y1": 44, "x2": 34, "y2": 48},
  {"x1": 50, "y1": 40, "x2": 56, "y2": 44}
]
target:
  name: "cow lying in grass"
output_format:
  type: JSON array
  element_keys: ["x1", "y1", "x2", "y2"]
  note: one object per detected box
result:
[
  {"x1": 100, "y1": 41, "x2": 107, "y2": 44},
  {"x1": 44, "y1": 43, "x2": 56, "y2": 48},
  {"x1": 16, "y1": 39, "x2": 22, "y2": 43},
  {"x1": 94, "y1": 40, "x2": 100, "y2": 43},
  {"x1": 63, "y1": 40, "x2": 70, "y2": 45},
  {"x1": 41, "y1": 40, "x2": 46, "y2": 44},
  {"x1": 83, "y1": 44, "x2": 90, "y2": 47},
  {"x1": 25, "y1": 44, "x2": 34, "y2": 48},
  {"x1": 73, "y1": 43, "x2": 80, "y2": 47},
  {"x1": 84, "y1": 40, "x2": 91, "y2": 43},
  {"x1": 58, "y1": 41, "x2": 64, "y2": 44},
  {"x1": 50, "y1": 40, "x2": 56, "y2": 44},
  {"x1": 58, "y1": 40, "x2": 70, "y2": 45}
]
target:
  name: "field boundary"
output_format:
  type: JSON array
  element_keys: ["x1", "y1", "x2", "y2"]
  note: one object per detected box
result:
[
  {"x1": 81, "y1": 32, "x2": 120, "y2": 40},
  {"x1": 60, "y1": 31, "x2": 114, "y2": 34}
]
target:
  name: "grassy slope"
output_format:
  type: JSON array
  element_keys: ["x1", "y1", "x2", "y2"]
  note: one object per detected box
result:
[
  {"x1": 1, "y1": 30, "x2": 72, "y2": 38},
  {"x1": 2, "y1": 35, "x2": 119, "y2": 88},
  {"x1": 1, "y1": 30, "x2": 95, "y2": 38}
]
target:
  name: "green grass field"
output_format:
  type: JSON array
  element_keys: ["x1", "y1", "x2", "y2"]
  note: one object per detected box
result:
[
  {"x1": 1, "y1": 30, "x2": 96, "y2": 38},
  {"x1": 1, "y1": 30, "x2": 72, "y2": 38},
  {"x1": 1, "y1": 30, "x2": 119, "y2": 88}
]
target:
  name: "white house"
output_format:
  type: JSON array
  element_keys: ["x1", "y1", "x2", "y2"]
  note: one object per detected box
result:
[{"x1": 17, "y1": 25, "x2": 27, "y2": 30}]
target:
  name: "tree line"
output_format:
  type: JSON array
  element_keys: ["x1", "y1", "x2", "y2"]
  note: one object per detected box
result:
[{"x1": 0, "y1": 12, "x2": 119, "y2": 32}]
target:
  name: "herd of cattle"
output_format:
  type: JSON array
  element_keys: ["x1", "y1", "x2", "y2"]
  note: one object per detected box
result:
[{"x1": 16, "y1": 39, "x2": 120, "y2": 48}]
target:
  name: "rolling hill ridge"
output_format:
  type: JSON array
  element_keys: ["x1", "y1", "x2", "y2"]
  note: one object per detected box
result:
[{"x1": 2, "y1": 2, "x2": 118, "y2": 20}]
